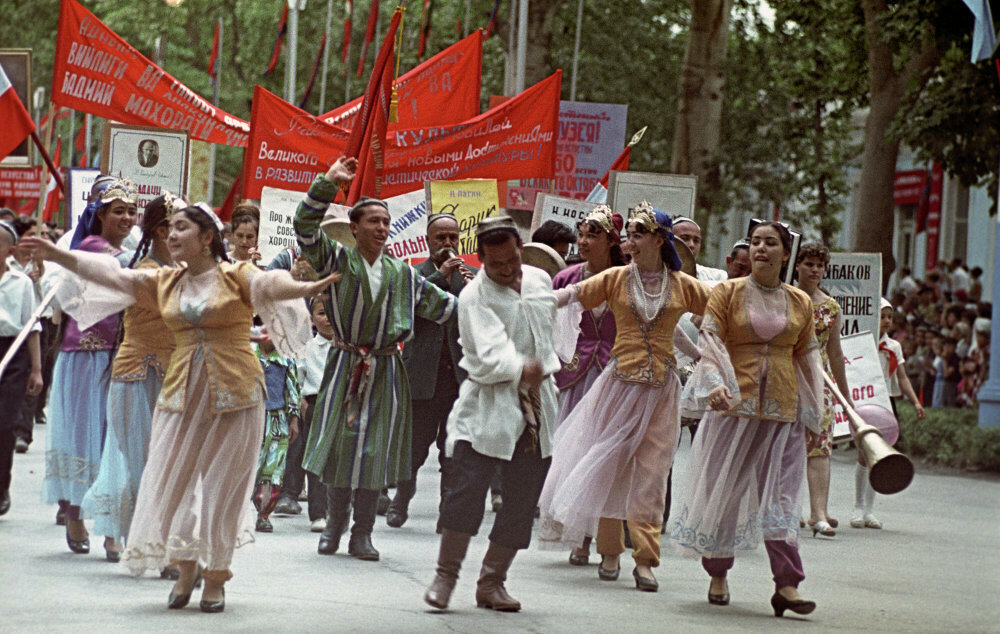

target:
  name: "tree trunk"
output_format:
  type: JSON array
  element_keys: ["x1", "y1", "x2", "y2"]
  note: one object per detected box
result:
[
  {"x1": 670, "y1": 0, "x2": 733, "y2": 218},
  {"x1": 856, "y1": 0, "x2": 939, "y2": 291},
  {"x1": 496, "y1": 0, "x2": 564, "y2": 88}
]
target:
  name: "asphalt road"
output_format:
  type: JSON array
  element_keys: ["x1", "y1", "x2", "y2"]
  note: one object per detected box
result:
[{"x1": 2, "y1": 425, "x2": 999, "y2": 632}]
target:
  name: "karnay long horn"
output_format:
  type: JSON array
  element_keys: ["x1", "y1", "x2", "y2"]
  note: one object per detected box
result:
[{"x1": 822, "y1": 371, "x2": 914, "y2": 495}]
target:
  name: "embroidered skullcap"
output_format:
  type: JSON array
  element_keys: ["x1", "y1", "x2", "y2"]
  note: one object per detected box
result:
[
  {"x1": 99, "y1": 179, "x2": 138, "y2": 205},
  {"x1": 427, "y1": 212, "x2": 458, "y2": 229},
  {"x1": 191, "y1": 202, "x2": 226, "y2": 233},
  {"x1": 475, "y1": 216, "x2": 518, "y2": 239},
  {"x1": 351, "y1": 196, "x2": 389, "y2": 214},
  {"x1": 0, "y1": 220, "x2": 17, "y2": 244},
  {"x1": 672, "y1": 215, "x2": 701, "y2": 231}
]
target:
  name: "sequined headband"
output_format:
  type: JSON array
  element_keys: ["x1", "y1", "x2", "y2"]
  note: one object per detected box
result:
[
  {"x1": 629, "y1": 201, "x2": 662, "y2": 234},
  {"x1": 191, "y1": 202, "x2": 226, "y2": 233},
  {"x1": 99, "y1": 179, "x2": 138, "y2": 205},
  {"x1": 583, "y1": 205, "x2": 623, "y2": 244}
]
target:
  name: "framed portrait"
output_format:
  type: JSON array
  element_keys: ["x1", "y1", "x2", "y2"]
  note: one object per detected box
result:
[
  {"x1": 607, "y1": 171, "x2": 697, "y2": 220},
  {"x1": 0, "y1": 49, "x2": 33, "y2": 167},
  {"x1": 101, "y1": 123, "x2": 189, "y2": 220}
]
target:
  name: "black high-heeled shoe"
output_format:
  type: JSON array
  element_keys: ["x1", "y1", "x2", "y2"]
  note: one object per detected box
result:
[
  {"x1": 66, "y1": 528, "x2": 90, "y2": 554},
  {"x1": 597, "y1": 557, "x2": 620, "y2": 581},
  {"x1": 770, "y1": 592, "x2": 816, "y2": 617},
  {"x1": 167, "y1": 568, "x2": 202, "y2": 609},
  {"x1": 708, "y1": 580, "x2": 730, "y2": 605},
  {"x1": 632, "y1": 568, "x2": 658, "y2": 592},
  {"x1": 200, "y1": 588, "x2": 225, "y2": 613}
]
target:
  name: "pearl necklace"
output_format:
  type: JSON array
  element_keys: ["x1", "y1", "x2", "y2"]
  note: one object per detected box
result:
[{"x1": 631, "y1": 263, "x2": 669, "y2": 322}]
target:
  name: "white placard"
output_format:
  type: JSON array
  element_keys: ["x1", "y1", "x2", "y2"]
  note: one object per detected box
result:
[
  {"x1": 530, "y1": 193, "x2": 601, "y2": 258},
  {"x1": 384, "y1": 189, "x2": 430, "y2": 260},
  {"x1": 607, "y1": 171, "x2": 697, "y2": 218},
  {"x1": 259, "y1": 186, "x2": 310, "y2": 265},
  {"x1": 66, "y1": 168, "x2": 102, "y2": 230},
  {"x1": 824, "y1": 253, "x2": 882, "y2": 343},
  {"x1": 101, "y1": 123, "x2": 189, "y2": 223},
  {"x1": 832, "y1": 331, "x2": 894, "y2": 439}
]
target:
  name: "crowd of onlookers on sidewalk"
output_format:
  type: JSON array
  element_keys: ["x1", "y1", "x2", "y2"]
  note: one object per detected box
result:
[{"x1": 889, "y1": 258, "x2": 990, "y2": 409}]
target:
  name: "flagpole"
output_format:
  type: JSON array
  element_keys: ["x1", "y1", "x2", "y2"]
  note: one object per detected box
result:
[
  {"x1": 286, "y1": 0, "x2": 300, "y2": 103},
  {"x1": 569, "y1": 0, "x2": 582, "y2": 101},
  {"x1": 319, "y1": 0, "x2": 334, "y2": 113},
  {"x1": 516, "y1": 0, "x2": 528, "y2": 94},
  {"x1": 505, "y1": 0, "x2": 516, "y2": 95},
  {"x1": 464, "y1": 0, "x2": 470, "y2": 38},
  {"x1": 208, "y1": 16, "x2": 222, "y2": 204},
  {"x1": 84, "y1": 114, "x2": 91, "y2": 170},
  {"x1": 35, "y1": 101, "x2": 57, "y2": 217}
]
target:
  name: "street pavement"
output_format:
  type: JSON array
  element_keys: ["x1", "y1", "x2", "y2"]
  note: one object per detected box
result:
[{"x1": 2, "y1": 425, "x2": 999, "y2": 632}]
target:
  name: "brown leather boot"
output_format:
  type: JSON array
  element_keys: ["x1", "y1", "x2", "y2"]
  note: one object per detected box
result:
[
  {"x1": 475, "y1": 541, "x2": 521, "y2": 612},
  {"x1": 424, "y1": 529, "x2": 473, "y2": 610}
]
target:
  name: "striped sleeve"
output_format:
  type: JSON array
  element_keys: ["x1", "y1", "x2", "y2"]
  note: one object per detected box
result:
[{"x1": 294, "y1": 174, "x2": 345, "y2": 277}]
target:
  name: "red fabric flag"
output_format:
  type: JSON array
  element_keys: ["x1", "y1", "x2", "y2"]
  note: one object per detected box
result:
[
  {"x1": 418, "y1": 0, "x2": 433, "y2": 60},
  {"x1": 208, "y1": 20, "x2": 220, "y2": 85},
  {"x1": 42, "y1": 139, "x2": 63, "y2": 222},
  {"x1": 216, "y1": 172, "x2": 242, "y2": 222},
  {"x1": 342, "y1": 0, "x2": 354, "y2": 63},
  {"x1": 74, "y1": 121, "x2": 89, "y2": 167},
  {"x1": 347, "y1": 7, "x2": 402, "y2": 203},
  {"x1": 485, "y1": 0, "x2": 502, "y2": 38},
  {"x1": 299, "y1": 33, "x2": 328, "y2": 109},
  {"x1": 265, "y1": 3, "x2": 289, "y2": 76},
  {"x1": 0, "y1": 64, "x2": 37, "y2": 161},
  {"x1": 598, "y1": 145, "x2": 631, "y2": 188},
  {"x1": 356, "y1": 0, "x2": 379, "y2": 78}
]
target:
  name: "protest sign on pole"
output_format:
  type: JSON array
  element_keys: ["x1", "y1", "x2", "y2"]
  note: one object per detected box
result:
[
  {"x1": 101, "y1": 123, "x2": 189, "y2": 222},
  {"x1": 67, "y1": 167, "x2": 100, "y2": 230},
  {"x1": 52, "y1": 0, "x2": 250, "y2": 147},
  {"x1": 834, "y1": 331, "x2": 895, "y2": 439},
  {"x1": 321, "y1": 30, "x2": 483, "y2": 129},
  {"x1": 426, "y1": 179, "x2": 500, "y2": 255},
  {"x1": 384, "y1": 189, "x2": 430, "y2": 260},
  {"x1": 259, "y1": 186, "x2": 312, "y2": 265},
  {"x1": 607, "y1": 171, "x2": 697, "y2": 218},
  {"x1": 824, "y1": 253, "x2": 882, "y2": 342},
  {"x1": 508, "y1": 100, "x2": 628, "y2": 210},
  {"x1": 531, "y1": 193, "x2": 600, "y2": 258},
  {"x1": 244, "y1": 72, "x2": 561, "y2": 200}
]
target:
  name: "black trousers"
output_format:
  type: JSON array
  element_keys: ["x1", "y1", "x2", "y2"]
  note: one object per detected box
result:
[
  {"x1": 284, "y1": 395, "x2": 327, "y2": 521},
  {"x1": 409, "y1": 371, "x2": 459, "y2": 481},
  {"x1": 439, "y1": 434, "x2": 550, "y2": 550},
  {"x1": 15, "y1": 318, "x2": 55, "y2": 444},
  {"x1": 0, "y1": 337, "x2": 30, "y2": 492}
]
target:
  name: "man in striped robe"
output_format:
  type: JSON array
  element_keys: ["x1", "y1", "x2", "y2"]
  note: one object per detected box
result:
[{"x1": 294, "y1": 158, "x2": 457, "y2": 561}]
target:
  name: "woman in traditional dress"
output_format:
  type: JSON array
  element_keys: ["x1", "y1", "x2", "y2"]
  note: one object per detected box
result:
[
  {"x1": 80, "y1": 194, "x2": 183, "y2": 561},
  {"x1": 794, "y1": 242, "x2": 852, "y2": 538},
  {"x1": 539, "y1": 202, "x2": 709, "y2": 592},
  {"x1": 550, "y1": 205, "x2": 625, "y2": 567},
  {"x1": 42, "y1": 179, "x2": 137, "y2": 556},
  {"x1": 26, "y1": 204, "x2": 336, "y2": 613},
  {"x1": 669, "y1": 221, "x2": 823, "y2": 617}
]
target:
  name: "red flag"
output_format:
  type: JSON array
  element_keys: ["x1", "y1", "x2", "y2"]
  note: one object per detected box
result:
[
  {"x1": 485, "y1": 0, "x2": 502, "y2": 38},
  {"x1": 299, "y1": 33, "x2": 328, "y2": 109},
  {"x1": 42, "y1": 139, "x2": 63, "y2": 222},
  {"x1": 342, "y1": 0, "x2": 354, "y2": 63},
  {"x1": 418, "y1": 0, "x2": 433, "y2": 60},
  {"x1": 347, "y1": 8, "x2": 402, "y2": 203},
  {"x1": 265, "y1": 3, "x2": 289, "y2": 76},
  {"x1": 216, "y1": 172, "x2": 242, "y2": 222},
  {"x1": 356, "y1": 0, "x2": 379, "y2": 78},
  {"x1": 598, "y1": 145, "x2": 631, "y2": 188},
  {"x1": 914, "y1": 166, "x2": 932, "y2": 234},
  {"x1": 208, "y1": 20, "x2": 221, "y2": 85},
  {"x1": 0, "y1": 64, "x2": 37, "y2": 161},
  {"x1": 74, "y1": 121, "x2": 89, "y2": 167}
]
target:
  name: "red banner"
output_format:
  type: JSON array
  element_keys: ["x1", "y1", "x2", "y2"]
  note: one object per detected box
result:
[
  {"x1": 243, "y1": 71, "x2": 560, "y2": 200},
  {"x1": 321, "y1": 30, "x2": 482, "y2": 129},
  {"x1": 893, "y1": 169, "x2": 926, "y2": 206},
  {"x1": 52, "y1": 0, "x2": 250, "y2": 147},
  {"x1": 0, "y1": 166, "x2": 43, "y2": 200}
]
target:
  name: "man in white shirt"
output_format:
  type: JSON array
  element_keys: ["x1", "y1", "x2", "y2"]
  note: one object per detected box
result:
[{"x1": 424, "y1": 217, "x2": 560, "y2": 613}]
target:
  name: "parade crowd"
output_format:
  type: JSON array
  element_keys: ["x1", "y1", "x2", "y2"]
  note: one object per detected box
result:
[{"x1": 0, "y1": 157, "x2": 991, "y2": 620}]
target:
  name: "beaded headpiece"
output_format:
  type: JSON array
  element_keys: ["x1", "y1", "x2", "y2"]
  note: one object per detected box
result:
[
  {"x1": 98, "y1": 179, "x2": 138, "y2": 205},
  {"x1": 582, "y1": 205, "x2": 624, "y2": 244},
  {"x1": 627, "y1": 201, "x2": 683, "y2": 271},
  {"x1": 162, "y1": 192, "x2": 187, "y2": 219}
]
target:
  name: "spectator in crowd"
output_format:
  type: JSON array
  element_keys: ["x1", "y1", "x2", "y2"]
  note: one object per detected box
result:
[
  {"x1": 531, "y1": 221, "x2": 577, "y2": 261},
  {"x1": 969, "y1": 267, "x2": 983, "y2": 302}
]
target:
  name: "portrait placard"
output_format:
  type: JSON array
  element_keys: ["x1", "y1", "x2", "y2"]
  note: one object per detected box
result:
[
  {"x1": 101, "y1": 123, "x2": 189, "y2": 222},
  {"x1": 607, "y1": 171, "x2": 697, "y2": 219},
  {"x1": 0, "y1": 49, "x2": 33, "y2": 166}
]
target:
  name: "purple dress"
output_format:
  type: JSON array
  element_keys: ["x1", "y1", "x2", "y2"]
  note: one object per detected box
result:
[{"x1": 552, "y1": 263, "x2": 618, "y2": 425}]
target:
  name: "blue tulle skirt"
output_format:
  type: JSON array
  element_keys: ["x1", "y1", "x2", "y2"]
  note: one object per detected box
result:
[
  {"x1": 81, "y1": 372, "x2": 161, "y2": 540},
  {"x1": 43, "y1": 350, "x2": 111, "y2": 506}
]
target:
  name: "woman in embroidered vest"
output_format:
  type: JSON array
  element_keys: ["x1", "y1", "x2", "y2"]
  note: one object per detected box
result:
[
  {"x1": 539, "y1": 202, "x2": 709, "y2": 592},
  {"x1": 794, "y1": 242, "x2": 852, "y2": 539},
  {"x1": 26, "y1": 203, "x2": 337, "y2": 614},
  {"x1": 80, "y1": 194, "x2": 183, "y2": 562},
  {"x1": 42, "y1": 178, "x2": 137, "y2": 557},
  {"x1": 549, "y1": 205, "x2": 625, "y2": 568},
  {"x1": 669, "y1": 221, "x2": 824, "y2": 617}
]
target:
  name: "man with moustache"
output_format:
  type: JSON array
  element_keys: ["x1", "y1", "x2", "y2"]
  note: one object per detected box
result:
[{"x1": 386, "y1": 213, "x2": 476, "y2": 528}]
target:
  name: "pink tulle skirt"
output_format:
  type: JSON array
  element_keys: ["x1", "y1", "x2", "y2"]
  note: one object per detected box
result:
[
  {"x1": 669, "y1": 412, "x2": 804, "y2": 559},
  {"x1": 555, "y1": 364, "x2": 603, "y2": 428},
  {"x1": 122, "y1": 355, "x2": 264, "y2": 575},
  {"x1": 538, "y1": 363, "x2": 681, "y2": 550}
]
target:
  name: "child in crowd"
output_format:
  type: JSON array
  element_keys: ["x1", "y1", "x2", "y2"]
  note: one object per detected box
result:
[
  {"x1": 253, "y1": 330, "x2": 300, "y2": 533},
  {"x1": 294, "y1": 296, "x2": 334, "y2": 533},
  {"x1": 854, "y1": 299, "x2": 925, "y2": 529},
  {"x1": 940, "y1": 337, "x2": 961, "y2": 407}
]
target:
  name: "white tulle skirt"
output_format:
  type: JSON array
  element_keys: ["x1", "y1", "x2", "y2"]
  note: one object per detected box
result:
[
  {"x1": 122, "y1": 353, "x2": 264, "y2": 575},
  {"x1": 538, "y1": 363, "x2": 681, "y2": 550},
  {"x1": 668, "y1": 412, "x2": 804, "y2": 559},
  {"x1": 555, "y1": 364, "x2": 603, "y2": 428}
]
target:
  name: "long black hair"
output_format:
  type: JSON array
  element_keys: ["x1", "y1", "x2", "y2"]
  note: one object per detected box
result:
[
  {"x1": 127, "y1": 195, "x2": 172, "y2": 268},
  {"x1": 178, "y1": 206, "x2": 231, "y2": 263},
  {"x1": 749, "y1": 221, "x2": 793, "y2": 280},
  {"x1": 577, "y1": 218, "x2": 626, "y2": 266}
]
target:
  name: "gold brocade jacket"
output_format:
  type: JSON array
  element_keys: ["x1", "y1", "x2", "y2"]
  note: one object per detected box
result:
[
  {"x1": 133, "y1": 261, "x2": 265, "y2": 414},
  {"x1": 701, "y1": 278, "x2": 816, "y2": 423},
  {"x1": 574, "y1": 266, "x2": 709, "y2": 386},
  {"x1": 111, "y1": 258, "x2": 175, "y2": 382}
]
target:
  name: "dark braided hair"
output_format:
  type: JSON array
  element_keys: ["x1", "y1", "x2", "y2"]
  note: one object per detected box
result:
[
  {"x1": 178, "y1": 206, "x2": 232, "y2": 263},
  {"x1": 127, "y1": 195, "x2": 172, "y2": 269}
]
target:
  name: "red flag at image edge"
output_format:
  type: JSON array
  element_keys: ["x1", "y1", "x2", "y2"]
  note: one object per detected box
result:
[{"x1": 0, "y1": 63, "x2": 37, "y2": 161}]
